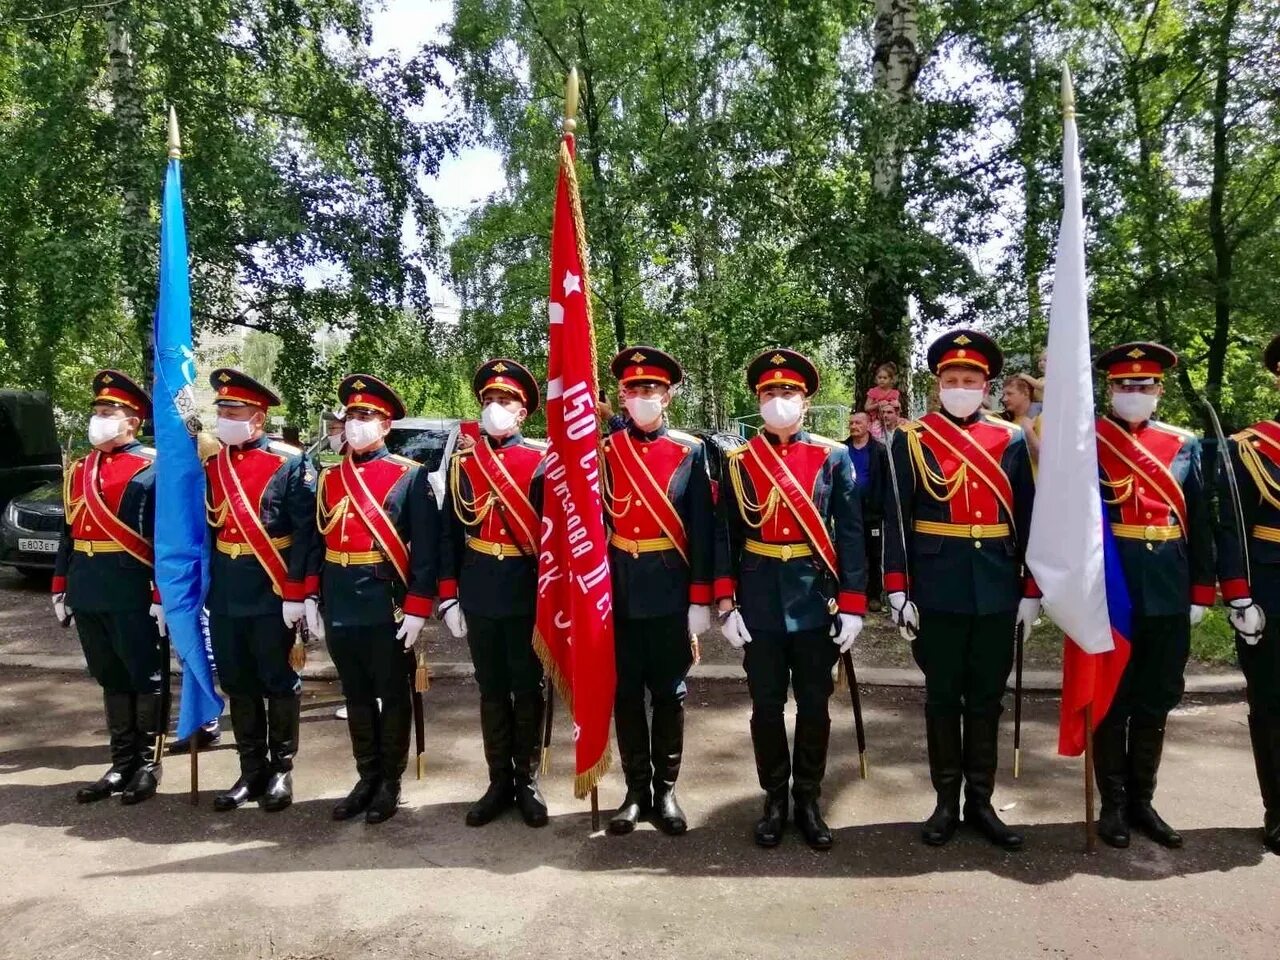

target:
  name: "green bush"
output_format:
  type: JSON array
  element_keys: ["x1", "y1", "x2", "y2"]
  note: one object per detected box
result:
[{"x1": 1191, "y1": 606, "x2": 1239, "y2": 666}]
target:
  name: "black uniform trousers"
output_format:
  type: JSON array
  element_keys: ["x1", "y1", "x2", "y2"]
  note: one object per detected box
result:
[
  {"x1": 615, "y1": 613, "x2": 692, "y2": 708},
  {"x1": 467, "y1": 614, "x2": 544, "y2": 699},
  {"x1": 327, "y1": 623, "x2": 412, "y2": 781},
  {"x1": 209, "y1": 614, "x2": 300, "y2": 699},
  {"x1": 743, "y1": 626, "x2": 837, "y2": 799},
  {"x1": 912, "y1": 610, "x2": 1016, "y2": 720},
  {"x1": 1108, "y1": 614, "x2": 1190, "y2": 723},
  {"x1": 77, "y1": 610, "x2": 164, "y2": 696}
]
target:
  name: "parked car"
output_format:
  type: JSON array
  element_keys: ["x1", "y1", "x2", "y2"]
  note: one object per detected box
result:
[
  {"x1": 0, "y1": 391, "x2": 64, "y2": 579},
  {"x1": 0, "y1": 479, "x2": 63, "y2": 578}
]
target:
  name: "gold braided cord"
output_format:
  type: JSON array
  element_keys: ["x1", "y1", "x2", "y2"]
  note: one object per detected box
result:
[
  {"x1": 63, "y1": 460, "x2": 85, "y2": 524},
  {"x1": 728, "y1": 454, "x2": 778, "y2": 529},
  {"x1": 905, "y1": 427, "x2": 967, "y2": 503},
  {"x1": 601, "y1": 463, "x2": 634, "y2": 520},
  {"x1": 1100, "y1": 473, "x2": 1134, "y2": 505},
  {"x1": 560, "y1": 135, "x2": 598, "y2": 399},
  {"x1": 449, "y1": 454, "x2": 494, "y2": 527},
  {"x1": 1236, "y1": 436, "x2": 1280, "y2": 510},
  {"x1": 315, "y1": 471, "x2": 348, "y2": 536}
]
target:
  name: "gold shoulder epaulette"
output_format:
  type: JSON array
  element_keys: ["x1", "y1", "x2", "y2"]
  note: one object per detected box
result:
[
  {"x1": 1151, "y1": 420, "x2": 1196, "y2": 440},
  {"x1": 667, "y1": 428, "x2": 698, "y2": 444},
  {"x1": 388, "y1": 453, "x2": 418, "y2": 468},
  {"x1": 728, "y1": 441, "x2": 750, "y2": 458},
  {"x1": 267, "y1": 440, "x2": 302, "y2": 456},
  {"x1": 900, "y1": 419, "x2": 924, "y2": 432},
  {"x1": 805, "y1": 433, "x2": 841, "y2": 449},
  {"x1": 1232, "y1": 427, "x2": 1255, "y2": 442},
  {"x1": 983, "y1": 414, "x2": 1018, "y2": 431}
]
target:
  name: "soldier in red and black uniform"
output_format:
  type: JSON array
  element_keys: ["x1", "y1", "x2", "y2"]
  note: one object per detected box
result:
[
  {"x1": 52, "y1": 370, "x2": 168, "y2": 805},
  {"x1": 714, "y1": 349, "x2": 867, "y2": 850},
  {"x1": 439, "y1": 359, "x2": 549, "y2": 829},
  {"x1": 204, "y1": 369, "x2": 316, "y2": 813},
  {"x1": 1216, "y1": 333, "x2": 1280, "y2": 855},
  {"x1": 1091, "y1": 343, "x2": 1214, "y2": 849},
  {"x1": 602, "y1": 347, "x2": 714, "y2": 836},
  {"x1": 307, "y1": 375, "x2": 438, "y2": 824},
  {"x1": 883, "y1": 331, "x2": 1039, "y2": 850}
]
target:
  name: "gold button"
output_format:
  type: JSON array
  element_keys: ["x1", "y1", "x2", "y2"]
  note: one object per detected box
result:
[
  {"x1": 974, "y1": 511, "x2": 983, "y2": 519},
  {"x1": 635, "y1": 499, "x2": 644, "y2": 508},
  {"x1": 973, "y1": 541, "x2": 982, "y2": 550},
  {"x1": 1145, "y1": 512, "x2": 1152, "y2": 519},
  {"x1": 85, "y1": 523, "x2": 93, "y2": 531},
  {"x1": 633, "y1": 526, "x2": 641, "y2": 534},
  {"x1": 641, "y1": 447, "x2": 648, "y2": 454},
  {"x1": 105, "y1": 456, "x2": 112, "y2": 463},
  {"x1": 1137, "y1": 485, "x2": 1145, "y2": 494},
  {"x1": 342, "y1": 535, "x2": 349, "y2": 543},
  {"x1": 1145, "y1": 543, "x2": 1154, "y2": 552},
  {"x1": 782, "y1": 527, "x2": 791, "y2": 535},
  {"x1": 229, "y1": 527, "x2": 238, "y2": 535},
  {"x1": 498, "y1": 453, "x2": 505, "y2": 460},
  {"x1": 970, "y1": 481, "x2": 978, "y2": 489},
  {"x1": 781, "y1": 449, "x2": 789, "y2": 457},
  {"x1": 236, "y1": 454, "x2": 243, "y2": 461}
]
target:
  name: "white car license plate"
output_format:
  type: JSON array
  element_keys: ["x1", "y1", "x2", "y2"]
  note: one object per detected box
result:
[{"x1": 18, "y1": 538, "x2": 59, "y2": 554}]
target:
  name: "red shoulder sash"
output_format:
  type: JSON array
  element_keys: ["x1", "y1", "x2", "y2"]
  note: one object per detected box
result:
[
  {"x1": 611, "y1": 431, "x2": 689, "y2": 564},
  {"x1": 918, "y1": 413, "x2": 1016, "y2": 526},
  {"x1": 470, "y1": 440, "x2": 541, "y2": 556},
  {"x1": 338, "y1": 455, "x2": 411, "y2": 585},
  {"x1": 81, "y1": 450, "x2": 153, "y2": 567},
  {"x1": 744, "y1": 434, "x2": 838, "y2": 578},
  {"x1": 215, "y1": 447, "x2": 289, "y2": 596},
  {"x1": 1096, "y1": 417, "x2": 1188, "y2": 532}
]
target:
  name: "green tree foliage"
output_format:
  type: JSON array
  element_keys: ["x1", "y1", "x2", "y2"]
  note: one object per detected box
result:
[{"x1": 0, "y1": 0, "x2": 455, "y2": 425}]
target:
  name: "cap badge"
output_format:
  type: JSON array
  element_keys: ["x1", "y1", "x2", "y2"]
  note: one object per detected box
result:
[
  {"x1": 630, "y1": 352, "x2": 647, "y2": 363},
  {"x1": 101, "y1": 372, "x2": 114, "y2": 384},
  {"x1": 954, "y1": 334, "x2": 972, "y2": 345},
  {"x1": 770, "y1": 353, "x2": 786, "y2": 365},
  {"x1": 352, "y1": 379, "x2": 367, "y2": 390},
  {"x1": 492, "y1": 362, "x2": 509, "y2": 373},
  {"x1": 1127, "y1": 348, "x2": 1145, "y2": 359},
  {"x1": 218, "y1": 372, "x2": 232, "y2": 383}
]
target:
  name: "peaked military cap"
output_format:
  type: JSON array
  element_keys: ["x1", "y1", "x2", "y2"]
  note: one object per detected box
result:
[
  {"x1": 1095, "y1": 342, "x2": 1177, "y2": 382},
  {"x1": 209, "y1": 368, "x2": 281, "y2": 409},
  {"x1": 610, "y1": 346, "x2": 684, "y2": 389},
  {"x1": 91, "y1": 369, "x2": 151, "y2": 419},
  {"x1": 338, "y1": 373, "x2": 406, "y2": 421},
  {"x1": 746, "y1": 348, "x2": 820, "y2": 396},
  {"x1": 472, "y1": 358, "x2": 540, "y2": 415},
  {"x1": 927, "y1": 329, "x2": 1003, "y2": 379}
]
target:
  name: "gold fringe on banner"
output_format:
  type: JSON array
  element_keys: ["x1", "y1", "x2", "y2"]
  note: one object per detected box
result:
[
  {"x1": 574, "y1": 748, "x2": 612, "y2": 801},
  {"x1": 289, "y1": 637, "x2": 306, "y2": 671},
  {"x1": 531, "y1": 627, "x2": 572, "y2": 710},
  {"x1": 835, "y1": 655, "x2": 848, "y2": 692}
]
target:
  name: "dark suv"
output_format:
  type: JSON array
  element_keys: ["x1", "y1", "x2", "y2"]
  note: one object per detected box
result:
[{"x1": 0, "y1": 391, "x2": 64, "y2": 578}]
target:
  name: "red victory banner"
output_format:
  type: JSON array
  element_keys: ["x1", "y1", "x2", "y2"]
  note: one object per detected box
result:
[{"x1": 534, "y1": 68, "x2": 615, "y2": 799}]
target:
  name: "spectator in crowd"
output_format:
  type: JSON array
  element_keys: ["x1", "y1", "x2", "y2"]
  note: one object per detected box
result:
[
  {"x1": 875, "y1": 395, "x2": 903, "y2": 438},
  {"x1": 863, "y1": 361, "x2": 902, "y2": 424},
  {"x1": 1001, "y1": 372, "x2": 1042, "y2": 465},
  {"x1": 844, "y1": 410, "x2": 887, "y2": 611},
  {"x1": 599, "y1": 391, "x2": 629, "y2": 435}
]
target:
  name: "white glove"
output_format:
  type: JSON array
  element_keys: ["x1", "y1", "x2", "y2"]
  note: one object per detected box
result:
[
  {"x1": 441, "y1": 599, "x2": 468, "y2": 639},
  {"x1": 687, "y1": 604, "x2": 712, "y2": 636},
  {"x1": 1189, "y1": 604, "x2": 1207, "y2": 627},
  {"x1": 1016, "y1": 597, "x2": 1042, "y2": 638},
  {"x1": 1228, "y1": 599, "x2": 1266, "y2": 644},
  {"x1": 52, "y1": 592, "x2": 73, "y2": 626},
  {"x1": 888, "y1": 591, "x2": 919, "y2": 637},
  {"x1": 282, "y1": 600, "x2": 305, "y2": 628},
  {"x1": 721, "y1": 609, "x2": 753, "y2": 648},
  {"x1": 305, "y1": 597, "x2": 325, "y2": 641},
  {"x1": 149, "y1": 603, "x2": 168, "y2": 637},
  {"x1": 396, "y1": 614, "x2": 427, "y2": 650},
  {"x1": 832, "y1": 613, "x2": 863, "y2": 653}
]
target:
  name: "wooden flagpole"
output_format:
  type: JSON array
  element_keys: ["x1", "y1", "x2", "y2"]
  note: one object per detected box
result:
[{"x1": 1083, "y1": 705, "x2": 1097, "y2": 853}]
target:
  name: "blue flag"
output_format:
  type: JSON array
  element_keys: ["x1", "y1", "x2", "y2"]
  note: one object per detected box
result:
[{"x1": 152, "y1": 155, "x2": 223, "y2": 740}]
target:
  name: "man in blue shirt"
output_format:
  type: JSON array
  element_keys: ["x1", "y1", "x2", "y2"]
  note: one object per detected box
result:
[{"x1": 844, "y1": 411, "x2": 887, "y2": 611}]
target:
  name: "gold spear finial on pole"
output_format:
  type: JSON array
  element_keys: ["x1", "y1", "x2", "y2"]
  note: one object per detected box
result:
[
  {"x1": 168, "y1": 105, "x2": 182, "y2": 159},
  {"x1": 1061, "y1": 64, "x2": 1076, "y2": 120},
  {"x1": 564, "y1": 66, "x2": 580, "y2": 134}
]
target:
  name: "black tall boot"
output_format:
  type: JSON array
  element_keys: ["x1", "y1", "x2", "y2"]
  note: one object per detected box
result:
[
  {"x1": 512, "y1": 691, "x2": 549, "y2": 828},
  {"x1": 962, "y1": 712, "x2": 1023, "y2": 850},
  {"x1": 333, "y1": 701, "x2": 381, "y2": 821},
  {"x1": 792, "y1": 712, "x2": 833, "y2": 850},
  {"x1": 467, "y1": 698, "x2": 515, "y2": 826},
  {"x1": 121, "y1": 692, "x2": 164, "y2": 805},
  {"x1": 608, "y1": 695, "x2": 653, "y2": 835},
  {"x1": 1093, "y1": 714, "x2": 1130, "y2": 848},
  {"x1": 366, "y1": 699, "x2": 410, "y2": 824},
  {"x1": 262, "y1": 696, "x2": 300, "y2": 812},
  {"x1": 650, "y1": 699, "x2": 688, "y2": 836},
  {"x1": 1251, "y1": 715, "x2": 1280, "y2": 855},
  {"x1": 1127, "y1": 716, "x2": 1182, "y2": 848},
  {"x1": 750, "y1": 712, "x2": 791, "y2": 848},
  {"x1": 77, "y1": 692, "x2": 138, "y2": 803},
  {"x1": 214, "y1": 697, "x2": 269, "y2": 811},
  {"x1": 921, "y1": 708, "x2": 962, "y2": 846}
]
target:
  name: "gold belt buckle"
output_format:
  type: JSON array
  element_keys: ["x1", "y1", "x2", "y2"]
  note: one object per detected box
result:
[
  {"x1": 970, "y1": 524, "x2": 984, "y2": 539},
  {"x1": 1144, "y1": 524, "x2": 1158, "y2": 541},
  {"x1": 491, "y1": 541, "x2": 504, "y2": 560},
  {"x1": 780, "y1": 544, "x2": 793, "y2": 562},
  {"x1": 85, "y1": 541, "x2": 94, "y2": 557},
  {"x1": 340, "y1": 551, "x2": 350, "y2": 567},
  {"x1": 230, "y1": 543, "x2": 242, "y2": 559}
]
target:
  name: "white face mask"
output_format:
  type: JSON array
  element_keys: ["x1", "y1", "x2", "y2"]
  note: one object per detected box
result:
[
  {"x1": 88, "y1": 415, "x2": 123, "y2": 447},
  {"x1": 760, "y1": 395, "x2": 804, "y2": 431},
  {"x1": 215, "y1": 416, "x2": 256, "y2": 447},
  {"x1": 1112, "y1": 392, "x2": 1158, "y2": 424},
  {"x1": 480, "y1": 402, "x2": 520, "y2": 438},
  {"x1": 624, "y1": 395, "x2": 664, "y2": 426},
  {"x1": 344, "y1": 418, "x2": 384, "y2": 452},
  {"x1": 327, "y1": 433, "x2": 345, "y2": 453},
  {"x1": 940, "y1": 387, "x2": 986, "y2": 419}
]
